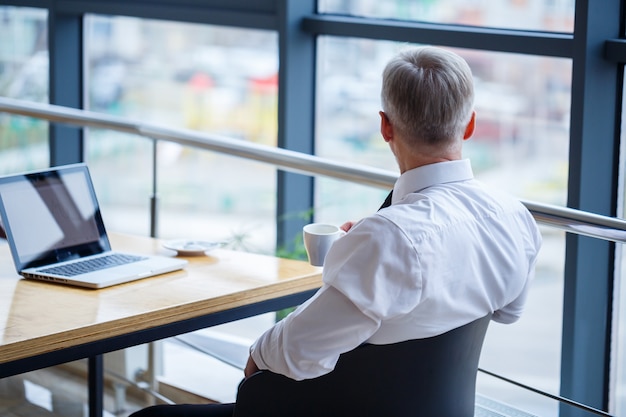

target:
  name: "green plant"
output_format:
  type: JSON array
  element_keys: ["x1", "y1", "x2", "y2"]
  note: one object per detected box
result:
[{"x1": 274, "y1": 208, "x2": 314, "y2": 321}]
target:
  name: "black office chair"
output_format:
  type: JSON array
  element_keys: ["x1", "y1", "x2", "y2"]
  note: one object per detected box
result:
[{"x1": 233, "y1": 314, "x2": 492, "y2": 417}]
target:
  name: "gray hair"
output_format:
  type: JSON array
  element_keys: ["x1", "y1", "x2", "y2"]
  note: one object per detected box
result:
[{"x1": 381, "y1": 46, "x2": 475, "y2": 147}]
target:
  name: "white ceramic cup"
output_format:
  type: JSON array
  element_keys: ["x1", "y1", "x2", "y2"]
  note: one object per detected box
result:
[{"x1": 303, "y1": 223, "x2": 345, "y2": 267}]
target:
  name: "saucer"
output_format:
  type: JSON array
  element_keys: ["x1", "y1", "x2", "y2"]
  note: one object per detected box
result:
[{"x1": 163, "y1": 240, "x2": 225, "y2": 256}]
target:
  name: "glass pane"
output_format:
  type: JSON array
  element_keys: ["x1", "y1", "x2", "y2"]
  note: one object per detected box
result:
[
  {"x1": 315, "y1": 36, "x2": 569, "y2": 415},
  {"x1": 613, "y1": 75, "x2": 626, "y2": 415},
  {"x1": 318, "y1": 0, "x2": 575, "y2": 33},
  {"x1": 0, "y1": 6, "x2": 48, "y2": 174},
  {"x1": 84, "y1": 16, "x2": 279, "y2": 254}
]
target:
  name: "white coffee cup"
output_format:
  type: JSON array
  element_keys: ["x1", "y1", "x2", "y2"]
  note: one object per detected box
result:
[{"x1": 303, "y1": 223, "x2": 345, "y2": 267}]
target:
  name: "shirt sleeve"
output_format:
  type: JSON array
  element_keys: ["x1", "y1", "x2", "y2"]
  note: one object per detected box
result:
[
  {"x1": 491, "y1": 268, "x2": 532, "y2": 323},
  {"x1": 249, "y1": 215, "x2": 423, "y2": 381},
  {"x1": 323, "y1": 215, "x2": 423, "y2": 320},
  {"x1": 249, "y1": 284, "x2": 380, "y2": 381},
  {"x1": 492, "y1": 211, "x2": 542, "y2": 324}
]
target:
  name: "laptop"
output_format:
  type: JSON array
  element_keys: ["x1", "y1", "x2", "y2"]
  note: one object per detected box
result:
[{"x1": 0, "y1": 163, "x2": 187, "y2": 289}]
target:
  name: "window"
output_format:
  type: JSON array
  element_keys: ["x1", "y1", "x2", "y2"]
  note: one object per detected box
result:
[
  {"x1": 318, "y1": 0, "x2": 575, "y2": 32},
  {"x1": 84, "y1": 15, "x2": 279, "y2": 252},
  {"x1": 0, "y1": 6, "x2": 48, "y2": 174},
  {"x1": 613, "y1": 76, "x2": 626, "y2": 416}
]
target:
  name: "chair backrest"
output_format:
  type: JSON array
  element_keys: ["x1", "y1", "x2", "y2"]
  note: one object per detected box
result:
[{"x1": 234, "y1": 314, "x2": 492, "y2": 417}]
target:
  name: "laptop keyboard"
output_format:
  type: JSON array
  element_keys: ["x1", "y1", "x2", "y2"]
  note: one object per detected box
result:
[{"x1": 39, "y1": 253, "x2": 147, "y2": 277}]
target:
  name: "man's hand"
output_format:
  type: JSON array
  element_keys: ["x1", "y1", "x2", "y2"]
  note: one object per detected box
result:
[
  {"x1": 244, "y1": 354, "x2": 260, "y2": 378},
  {"x1": 340, "y1": 221, "x2": 355, "y2": 232}
]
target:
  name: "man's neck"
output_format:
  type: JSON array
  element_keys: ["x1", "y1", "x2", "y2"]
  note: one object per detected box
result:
[
  {"x1": 391, "y1": 135, "x2": 463, "y2": 173},
  {"x1": 396, "y1": 148, "x2": 461, "y2": 173}
]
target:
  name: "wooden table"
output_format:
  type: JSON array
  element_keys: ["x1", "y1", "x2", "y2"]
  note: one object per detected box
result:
[{"x1": 0, "y1": 233, "x2": 322, "y2": 416}]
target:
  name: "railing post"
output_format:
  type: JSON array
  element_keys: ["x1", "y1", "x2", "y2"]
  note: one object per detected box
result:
[{"x1": 150, "y1": 138, "x2": 159, "y2": 238}]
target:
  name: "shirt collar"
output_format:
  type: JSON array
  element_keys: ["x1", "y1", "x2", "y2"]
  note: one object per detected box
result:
[{"x1": 392, "y1": 159, "x2": 474, "y2": 205}]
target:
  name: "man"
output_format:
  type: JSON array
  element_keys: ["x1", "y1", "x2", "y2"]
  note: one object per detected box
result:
[{"x1": 131, "y1": 46, "x2": 542, "y2": 416}]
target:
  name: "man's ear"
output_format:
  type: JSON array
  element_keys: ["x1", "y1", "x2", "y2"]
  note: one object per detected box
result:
[
  {"x1": 463, "y1": 111, "x2": 476, "y2": 140},
  {"x1": 380, "y1": 111, "x2": 394, "y2": 142}
]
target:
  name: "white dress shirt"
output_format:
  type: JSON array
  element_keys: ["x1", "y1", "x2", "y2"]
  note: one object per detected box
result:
[{"x1": 250, "y1": 159, "x2": 542, "y2": 381}]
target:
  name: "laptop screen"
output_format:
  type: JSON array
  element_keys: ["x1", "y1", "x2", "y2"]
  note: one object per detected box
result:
[{"x1": 0, "y1": 164, "x2": 110, "y2": 271}]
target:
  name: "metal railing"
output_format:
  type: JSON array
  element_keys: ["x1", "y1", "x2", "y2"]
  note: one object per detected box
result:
[{"x1": 2, "y1": 96, "x2": 626, "y2": 243}]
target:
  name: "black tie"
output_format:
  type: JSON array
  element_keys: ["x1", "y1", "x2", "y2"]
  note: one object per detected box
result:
[{"x1": 378, "y1": 190, "x2": 393, "y2": 210}]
